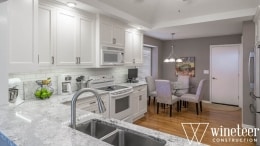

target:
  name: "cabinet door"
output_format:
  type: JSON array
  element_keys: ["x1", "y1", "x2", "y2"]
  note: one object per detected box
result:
[
  {"x1": 9, "y1": 0, "x2": 38, "y2": 72},
  {"x1": 56, "y1": 10, "x2": 77, "y2": 66},
  {"x1": 124, "y1": 30, "x2": 133, "y2": 65},
  {"x1": 113, "y1": 24, "x2": 125, "y2": 47},
  {"x1": 138, "y1": 90, "x2": 147, "y2": 114},
  {"x1": 131, "y1": 91, "x2": 139, "y2": 119},
  {"x1": 78, "y1": 16, "x2": 95, "y2": 66},
  {"x1": 133, "y1": 32, "x2": 143, "y2": 65},
  {"x1": 100, "y1": 21, "x2": 113, "y2": 45},
  {"x1": 38, "y1": 5, "x2": 54, "y2": 67}
]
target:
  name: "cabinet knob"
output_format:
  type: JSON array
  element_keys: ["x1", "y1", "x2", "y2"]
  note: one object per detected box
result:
[
  {"x1": 113, "y1": 38, "x2": 116, "y2": 44},
  {"x1": 52, "y1": 56, "x2": 54, "y2": 64},
  {"x1": 139, "y1": 95, "x2": 142, "y2": 101}
]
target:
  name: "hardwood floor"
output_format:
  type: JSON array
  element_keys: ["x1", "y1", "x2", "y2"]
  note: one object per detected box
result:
[{"x1": 134, "y1": 102, "x2": 256, "y2": 146}]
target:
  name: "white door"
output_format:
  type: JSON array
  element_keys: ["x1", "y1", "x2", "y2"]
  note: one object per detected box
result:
[
  {"x1": 38, "y1": 5, "x2": 53, "y2": 66},
  {"x1": 210, "y1": 44, "x2": 240, "y2": 105},
  {"x1": 113, "y1": 24, "x2": 125, "y2": 47},
  {"x1": 9, "y1": 0, "x2": 38, "y2": 72},
  {"x1": 124, "y1": 30, "x2": 133, "y2": 65},
  {"x1": 78, "y1": 16, "x2": 95, "y2": 66},
  {"x1": 100, "y1": 21, "x2": 113, "y2": 45},
  {"x1": 133, "y1": 31, "x2": 143, "y2": 64},
  {"x1": 56, "y1": 9, "x2": 77, "y2": 66}
]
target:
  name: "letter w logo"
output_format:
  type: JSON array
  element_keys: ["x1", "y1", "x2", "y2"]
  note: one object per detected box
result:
[{"x1": 181, "y1": 123, "x2": 209, "y2": 144}]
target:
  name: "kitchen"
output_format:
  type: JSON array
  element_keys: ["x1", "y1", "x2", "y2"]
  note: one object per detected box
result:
[{"x1": 0, "y1": 0, "x2": 260, "y2": 146}]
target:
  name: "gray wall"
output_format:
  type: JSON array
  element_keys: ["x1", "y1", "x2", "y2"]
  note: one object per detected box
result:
[
  {"x1": 143, "y1": 35, "x2": 164, "y2": 79},
  {"x1": 242, "y1": 21, "x2": 255, "y2": 126},
  {"x1": 162, "y1": 34, "x2": 242, "y2": 101}
]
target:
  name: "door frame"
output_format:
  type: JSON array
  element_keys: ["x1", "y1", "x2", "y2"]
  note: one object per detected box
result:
[{"x1": 209, "y1": 44, "x2": 243, "y2": 107}]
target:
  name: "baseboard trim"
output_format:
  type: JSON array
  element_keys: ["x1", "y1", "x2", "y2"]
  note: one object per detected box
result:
[
  {"x1": 202, "y1": 100, "x2": 211, "y2": 103},
  {"x1": 242, "y1": 124, "x2": 255, "y2": 128}
]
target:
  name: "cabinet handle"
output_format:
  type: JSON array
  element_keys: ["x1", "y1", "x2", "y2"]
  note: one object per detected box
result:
[
  {"x1": 89, "y1": 101, "x2": 96, "y2": 105},
  {"x1": 76, "y1": 57, "x2": 78, "y2": 64},
  {"x1": 139, "y1": 95, "x2": 142, "y2": 101},
  {"x1": 52, "y1": 56, "x2": 54, "y2": 64},
  {"x1": 133, "y1": 59, "x2": 135, "y2": 64},
  {"x1": 79, "y1": 57, "x2": 81, "y2": 64},
  {"x1": 113, "y1": 38, "x2": 116, "y2": 44}
]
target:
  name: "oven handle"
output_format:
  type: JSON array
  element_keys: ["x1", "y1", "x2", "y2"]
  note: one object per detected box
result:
[{"x1": 110, "y1": 90, "x2": 133, "y2": 98}]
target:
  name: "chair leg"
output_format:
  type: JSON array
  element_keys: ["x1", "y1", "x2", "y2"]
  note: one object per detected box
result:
[
  {"x1": 148, "y1": 96, "x2": 151, "y2": 105},
  {"x1": 200, "y1": 101, "x2": 202, "y2": 112},
  {"x1": 157, "y1": 102, "x2": 159, "y2": 114},
  {"x1": 177, "y1": 101, "x2": 179, "y2": 112},
  {"x1": 196, "y1": 103, "x2": 199, "y2": 115},
  {"x1": 179, "y1": 100, "x2": 182, "y2": 112},
  {"x1": 170, "y1": 105, "x2": 172, "y2": 117},
  {"x1": 153, "y1": 97, "x2": 156, "y2": 104}
]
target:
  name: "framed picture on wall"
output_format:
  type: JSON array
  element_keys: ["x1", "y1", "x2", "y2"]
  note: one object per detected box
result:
[{"x1": 175, "y1": 57, "x2": 195, "y2": 77}]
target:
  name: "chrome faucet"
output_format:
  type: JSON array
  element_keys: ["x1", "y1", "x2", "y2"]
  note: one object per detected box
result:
[{"x1": 71, "y1": 88, "x2": 106, "y2": 129}]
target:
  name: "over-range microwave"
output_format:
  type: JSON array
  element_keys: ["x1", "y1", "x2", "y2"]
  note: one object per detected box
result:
[{"x1": 101, "y1": 46, "x2": 124, "y2": 66}]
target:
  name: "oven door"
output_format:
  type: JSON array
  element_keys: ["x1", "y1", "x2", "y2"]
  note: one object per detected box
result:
[{"x1": 110, "y1": 93, "x2": 132, "y2": 120}]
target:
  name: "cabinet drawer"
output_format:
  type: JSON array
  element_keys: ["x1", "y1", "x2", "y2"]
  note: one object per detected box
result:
[{"x1": 133, "y1": 85, "x2": 147, "y2": 92}]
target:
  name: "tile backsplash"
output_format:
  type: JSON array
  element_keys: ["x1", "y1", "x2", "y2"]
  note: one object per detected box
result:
[{"x1": 9, "y1": 67, "x2": 130, "y2": 100}]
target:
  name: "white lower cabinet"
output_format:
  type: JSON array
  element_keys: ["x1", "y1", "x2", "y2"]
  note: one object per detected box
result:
[
  {"x1": 8, "y1": 0, "x2": 38, "y2": 73},
  {"x1": 132, "y1": 85, "x2": 147, "y2": 121},
  {"x1": 73, "y1": 94, "x2": 110, "y2": 118}
]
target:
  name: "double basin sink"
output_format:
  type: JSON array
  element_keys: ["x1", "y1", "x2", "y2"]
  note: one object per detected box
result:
[{"x1": 72, "y1": 119, "x2": 166, "y2": 146}]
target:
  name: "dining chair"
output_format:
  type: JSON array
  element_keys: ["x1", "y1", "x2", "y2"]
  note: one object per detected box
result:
[
  {"x1": 145, "y1": 76, "x2": 157, "y2": 105},
  {"x1": 180, "y1": 79, "x2": 206, "y2": 115},
  {"x1": 173, "y1": 75, "x2": 190, "y2": 96},
  {"x1": 155, "y1": 80, "x2": 179, "y2": 117}
]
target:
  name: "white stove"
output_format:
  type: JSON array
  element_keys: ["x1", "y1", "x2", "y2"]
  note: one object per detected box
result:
[{"x1": 89, "y1": 75, "x2": 133, "y2": 122}]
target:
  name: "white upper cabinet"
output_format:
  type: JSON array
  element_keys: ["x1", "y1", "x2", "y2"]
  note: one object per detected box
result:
[
  {"x1": 38, "y1": 2, "x2": 96, "y2": 67},
  {"x1": 124, "y1": 29, "x2": 143, "y2": 66},
  {"x1": 255, "y1": 6, "x2": 260, "y2": 44},
  {"x1": 8, "y1": 0, "x2": 38, "y2": 73},
  {"x1": 38, "y1": 5, "x2": 54, "y2": 66},
  {"x1": 78, "y1": 16, "x2": 95, "y2": 66},
  {"x1": 56, "y1": 9, "x2": 77, "y2": 66},
  {"x1": 100, "y1": 16, "x2": 125, "y2": 47}
]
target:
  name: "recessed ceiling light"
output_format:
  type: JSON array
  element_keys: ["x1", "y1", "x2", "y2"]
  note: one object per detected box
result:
[{"x1": 67, "y1": 2, "x2": 76, "y2": 7}]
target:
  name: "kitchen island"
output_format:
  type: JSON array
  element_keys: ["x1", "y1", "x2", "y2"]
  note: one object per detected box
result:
[{"x1": 0, "y1": 89, "x2": 206, "y2": 146}]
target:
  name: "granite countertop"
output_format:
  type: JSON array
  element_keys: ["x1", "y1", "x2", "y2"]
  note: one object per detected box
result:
[{"x1": 0, "y1": 84, "x2": 207, "y2": 146}]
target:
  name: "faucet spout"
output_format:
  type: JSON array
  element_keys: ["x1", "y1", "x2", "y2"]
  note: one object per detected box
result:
[{"x1": 71, "y1": 88, "x2": 106, "y2": 129}]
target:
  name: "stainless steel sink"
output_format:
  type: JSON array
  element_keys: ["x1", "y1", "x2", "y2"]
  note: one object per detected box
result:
[
  {"x1": 103, "y1": 130, "x2": 166, "y2": 146},
  {"x1": 75, "y1": 119, "x2": 117, "y2": 139},
  {"x1": 72, "y1": 119, "x2": 166, "y2": 146}
]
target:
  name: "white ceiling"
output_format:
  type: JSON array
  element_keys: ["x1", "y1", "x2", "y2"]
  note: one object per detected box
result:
[{"x1": 70, "y1": 0, "x2": 258, "y2": 40}]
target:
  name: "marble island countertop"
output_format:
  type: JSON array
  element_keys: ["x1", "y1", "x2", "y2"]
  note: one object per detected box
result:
[{"x1": 0, "y1": 83, "x2": 207, "y2": 146}]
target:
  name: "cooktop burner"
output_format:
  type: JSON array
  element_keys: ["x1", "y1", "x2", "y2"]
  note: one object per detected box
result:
[{"x1": 97, "y1": 85, "x2": 128, "y2": 91}]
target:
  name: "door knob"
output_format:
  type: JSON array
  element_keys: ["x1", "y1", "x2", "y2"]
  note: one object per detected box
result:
[{"x1": 212, "y1": 77, "x2": 216, "y2": 79}]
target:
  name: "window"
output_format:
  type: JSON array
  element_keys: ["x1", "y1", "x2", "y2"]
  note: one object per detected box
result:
[{"x1": 138, "y1": 46, "x2": 152, "y2": 80}]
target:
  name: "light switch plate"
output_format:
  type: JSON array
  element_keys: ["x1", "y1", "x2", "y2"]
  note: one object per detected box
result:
[{"x1": 203, "y1": 70, "x2": 209, "y2": 74}]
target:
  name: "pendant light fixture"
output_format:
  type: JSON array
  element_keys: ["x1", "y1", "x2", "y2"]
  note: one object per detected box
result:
[{"x1": 164, "y1": 33, "x2": 182, "y2": 63}]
